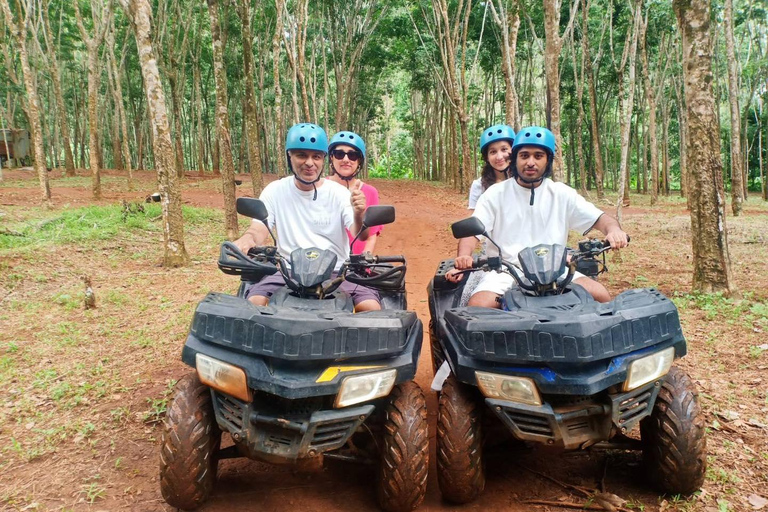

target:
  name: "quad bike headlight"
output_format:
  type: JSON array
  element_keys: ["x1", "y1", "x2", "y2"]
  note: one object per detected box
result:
[
  {"x1": 475, "y1": 371, "x2": 542, "y2": 406},
  {"x1": 196, "y1": 354, "x2": 252, "y2": 402},
  {"x1": 335, "y1": 369, "x2": 397, "y2": 408},
  {"x1": 623, "y1": 347, "x2": 675, "y2": 392}
]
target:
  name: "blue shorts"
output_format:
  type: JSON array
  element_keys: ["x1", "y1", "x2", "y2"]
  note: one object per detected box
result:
[{"x1": 245, "y1": 272, "x2": 380, "y2": 306}]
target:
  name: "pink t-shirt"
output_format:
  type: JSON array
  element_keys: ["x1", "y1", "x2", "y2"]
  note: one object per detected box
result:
[{"x1": 348, "y1": 183, "x2": 382, "y2": 254}]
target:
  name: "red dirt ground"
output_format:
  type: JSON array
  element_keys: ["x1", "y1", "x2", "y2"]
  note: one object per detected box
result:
[{"x1": 1, "y1": 168, "x2": 767, "y2": 512}]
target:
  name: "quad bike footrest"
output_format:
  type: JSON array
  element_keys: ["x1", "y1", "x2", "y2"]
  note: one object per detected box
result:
[
  {"x1": 486, "y1": 381, "x2": 660, "y2": 450},
  {"x1": 212, "y1": 391, "x2": 374, "y2": 463}
]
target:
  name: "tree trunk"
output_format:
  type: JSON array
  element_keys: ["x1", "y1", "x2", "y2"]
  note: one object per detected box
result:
[
  {"x1": 106, "y1": 23, "x2": 134, "y2": 189},
  {"x1": 616, "y1": 0, "x2": 640, "y2": 218},
  {"x1": 273, "y1": 0, "x2": 286, "y2": 176},
  {"x1": 640, "y1": 13, "x2": 659, "y2": 205},
  {"x1": 490, "y1": 0, "x2": 520, "y2": 129},
  {"x1": 584, "y1": 16, "x2": 605, "y2": 200},
  {"x1": 207, "y1": 0, "x2": 239, "y2": 240},
  {"x1": 119, "y1": 0, "x2": 189, "y2": 267},
  {"x1": 74, "y1": 0, "x2": 110, "y2": 199},
  {"x1": 41, "y1": 1, "x2": 75, "y2": 175},
  {"x1": 0, "y1": 0, "x2": 50, "y2": 202},
  {"x1": 673, "y1": 0, "x2": 734, "y2": 294},
  {"x1": 239, "y1": 0, "x2": 264, "y2": 196},
  {"x1": 543, "y1": 0, "x2": 564, "y2": 181},
  {"x1": 724, "y1": 0, "x2": 743, "y2": 215}
]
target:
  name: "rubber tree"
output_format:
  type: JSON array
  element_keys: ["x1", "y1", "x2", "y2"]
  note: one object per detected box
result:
[
  {"x1": 0, "y1": 0, "x2": 51, "y2": 204},
  {"x1": 73, "y1": 0, "x2": 111, "y2": 200},
  {"x1": 118, "y1": 0, "x2": 189, "y2": 267},
  {"x1": 206, "y1": 0, "x2": 238, "y2": 240},
  {"x1": 673, "y1": 0, "x2": 734, "y2": 294},
  {"x1": 724, "y1": 0, "x2": 744, "y2": 216}
]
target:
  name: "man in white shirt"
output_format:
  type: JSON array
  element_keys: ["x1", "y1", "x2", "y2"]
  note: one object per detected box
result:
[
  {"x1": 446, "y1": 126, "x2": 629, "y2": 306},
  {"x1": 233, "y1": 123, "x2": 380, "y2": 311}
]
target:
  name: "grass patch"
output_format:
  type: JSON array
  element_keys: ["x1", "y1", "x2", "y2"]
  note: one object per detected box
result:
[{"x1": 0, "y1": 204, "x2": 223, "y2": 250}]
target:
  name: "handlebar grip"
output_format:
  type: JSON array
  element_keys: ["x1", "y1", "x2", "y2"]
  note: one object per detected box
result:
[
  {"x1": 473, "y1": 258, "x2": 488, "y2": 268},
  {"x1": 373, "y1": 255, "x2": 405, "y2": 264},
  {"x1": 602, "y1": 235, "x2": 630, "y2": 248}
]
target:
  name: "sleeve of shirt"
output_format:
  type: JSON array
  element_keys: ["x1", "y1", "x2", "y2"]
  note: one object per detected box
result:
[
  {"x1": 467, "y1": 179, "x2": 482, "y2": 209},
  {"x1": 471, "y1": 189, "x2": 495, "y2": 238},
  {"x1": 566, "y1": 186, "x2": 604, "y2": 234},
  {"x1": 362, "y1": 184, "x2": 383, "y2": 236},
  {"x1": 339, "y1": 189, "x2": 355, "y2": 230},
  {"x1": 258, "y1": 181, "x2": 278, "y2": 230}
]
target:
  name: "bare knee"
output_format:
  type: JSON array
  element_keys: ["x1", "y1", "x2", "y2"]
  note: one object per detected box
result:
[
  {"x1": 468, "y1": 291, "x2": 501, "y2": 309},
  {"x1": 248, "y1": 295, "x2": 269, "y2": 306},
  {"x1": 355, "y1": 299, "x2": 381, "y2": 312},
  {"x1": 574, "y1": 278, "x2": 611, "y2": 303}
]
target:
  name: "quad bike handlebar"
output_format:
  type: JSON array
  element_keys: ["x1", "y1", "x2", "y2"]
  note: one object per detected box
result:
[
  {"x1": 220, "y1": 241, "x2": 407, "y2": 295},
  {"x1": 458, "y1": 236, "x2": 631, "y2": 294}
]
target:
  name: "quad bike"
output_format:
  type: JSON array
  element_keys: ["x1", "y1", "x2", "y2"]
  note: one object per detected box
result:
[
  {"x1": 427, "y1": 217, "x2": 706, "y2": 504},
  {"x1": 160, "y1": 198, "x2": 428, "y2": 512}
]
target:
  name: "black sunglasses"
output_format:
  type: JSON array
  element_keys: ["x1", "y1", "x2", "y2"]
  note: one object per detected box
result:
[{"x1": 330, "y1": 149, "x2": 362, "y2": 162}]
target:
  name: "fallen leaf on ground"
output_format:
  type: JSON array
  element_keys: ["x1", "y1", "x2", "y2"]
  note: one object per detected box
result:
[{"x1": 748, "y1": 494, "x2": 768, "y2": 510}]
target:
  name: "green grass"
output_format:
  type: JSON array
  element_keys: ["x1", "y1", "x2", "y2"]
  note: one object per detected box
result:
[{"x1": 0, "y1": 203, "x2": 223, "y2": 250}]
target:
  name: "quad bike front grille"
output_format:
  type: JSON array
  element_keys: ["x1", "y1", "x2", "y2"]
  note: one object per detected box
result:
[
  {"x1": 615, "y1": 387, "x2": 655, "y2": 426},
  {"x1": 214, "y1": 392, "x2": 245, "y2": 431},
  {"x1": 502, "y1": 410, "x2": 554, "y2": 437},
  {"x1": 309, "y1": 419, "x2": 359, "y2": 449}
]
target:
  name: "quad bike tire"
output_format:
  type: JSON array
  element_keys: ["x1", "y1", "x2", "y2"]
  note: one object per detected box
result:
[
  {"x1": 640, "y1": 366, "x2": 707, "y2": 495},
  {"x1": 429, "y1": 319, "x2": 446, "y2": 376},
  {"x1": 160, "y1": 372, "x2": 222, "y2": 510},
  {"x1": 377, "y1": 381, "x2": 429, "y2": 512},
  {"x1": 436, "y1": 376, "x2": 485, "y2": 504}
]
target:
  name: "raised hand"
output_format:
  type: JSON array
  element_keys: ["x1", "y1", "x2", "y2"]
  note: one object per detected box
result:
[{"x1": 350, "y1": 179, "x2": 366, "y2": 215}]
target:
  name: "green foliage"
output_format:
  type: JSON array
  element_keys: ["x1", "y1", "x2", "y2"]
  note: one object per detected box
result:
[{"x1": 0, "y1": 204, "x2": 222, "y2": 250}]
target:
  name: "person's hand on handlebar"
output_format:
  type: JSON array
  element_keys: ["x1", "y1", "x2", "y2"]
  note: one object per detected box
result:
[
  {"x1": 233, "y1": 232, "x2": 257, "y2": 254},
  {"x1": 445, "y1": 254, "x2": 474, "y2": 283},
  {"x1": 604, "y1": 228, "x2": 629, "y2": 250}
]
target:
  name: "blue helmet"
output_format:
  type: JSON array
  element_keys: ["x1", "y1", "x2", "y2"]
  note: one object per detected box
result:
[
  {"x1": 479, "y1": 124, "x2": 515, "y2": 152},
  {"x1": 328, "y1": 131, "x2": 366, "y2": 159},
  {"x1": 285, "y1": 123, "x2": 328, "y2": 154},
  {"x1": 512, "y1": 126, "x2": 556, "y2": 157}
]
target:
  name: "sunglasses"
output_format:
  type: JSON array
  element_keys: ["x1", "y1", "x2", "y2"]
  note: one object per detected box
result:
[{"x1": 331, "y1": 149, "x2": 362, "y2": 162}]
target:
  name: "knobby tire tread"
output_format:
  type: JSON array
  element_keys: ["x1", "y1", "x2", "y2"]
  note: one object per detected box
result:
[
  {"x1": 377, "y1": 381, "x2": 429, "y2": 512},
  {"x1": 159, "y1": 373, "x2": 221, "y2": 510},
  {"x1": 436, "y1": 376, "x2": 485, "y2": 504},
  {"x1": 641, "y1": 366, "x2": 706, "y2": 495}
]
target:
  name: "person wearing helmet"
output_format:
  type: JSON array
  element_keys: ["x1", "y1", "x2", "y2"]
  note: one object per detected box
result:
[
  {"x1": 446, "y1": 126, "x2": 629, "y2": 305},
  {"x1": 468, "y1": 124, "x2": 515, "y2": 209},
  {"x1": 327, "y1": 131, "x2": 382, "y2": 254},
  {"x1": 233, "y1": 122, "x2": 381, "y2": 311}
]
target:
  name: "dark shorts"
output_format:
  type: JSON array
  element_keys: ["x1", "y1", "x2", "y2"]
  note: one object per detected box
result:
[{"x1": 245, "y1": 272, "x2": 380, "y2": 306}]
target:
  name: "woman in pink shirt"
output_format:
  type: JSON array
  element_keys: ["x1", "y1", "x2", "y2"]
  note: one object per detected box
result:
[{"x1": 327, "y1": 131, "x2": 382, "y2": 254}]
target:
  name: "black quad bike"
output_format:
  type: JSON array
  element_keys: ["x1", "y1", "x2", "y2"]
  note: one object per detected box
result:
[
  {"x1": 160, "y1": 198, "x2": 428, "y2": 512},
  {"x1": 427, "y1": 217, "x2": 706, "y2": 504}
]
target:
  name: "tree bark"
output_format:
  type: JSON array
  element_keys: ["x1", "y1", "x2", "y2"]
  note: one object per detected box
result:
[
  {"x1": 273, "y1": 0, "x2": 286, "y2": 176},
  {"x1": 239, "y1": 0, "x2": 264, "y2": 196},
  {"x1": 583, "y1": 2, "x2": 605, "y2": 200},
  {"x1": 106, "y1": 22, "x2": 134, "y2": 189},
  {"x1": 0, "y1": 0, "x2": 50, "y2": 203},
  {"x1": 673, "y1": 0, "x2": 734, "y2": 294},
  {"x1": 118, "y1": 0, "x2": 189, "y2": 267},
  {"x1": 724, "y1": 0, "x2": 743, "y2": 215},
  {"x1": 489, "y1": 0, "x2": 520, "y2": 129},
  {"x1": 640, "y1": 13, "x2": 660, "y2": 205},
  {"x1": 74, "y1": 0, "x2": 110, "y2": 200},
  {"x1": 207, "y1": 0, "x2": 238, "y2": 240},
  {"x1": 543, "y1": 0, "x2": 564, "y2": 181},
  {"x1": 40, "y1": 1, "x2": 75, "y2": 175}
]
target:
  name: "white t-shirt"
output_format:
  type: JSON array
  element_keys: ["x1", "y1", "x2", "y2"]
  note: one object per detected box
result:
[
  {"x1": 472, "y1": 178, "x2": 603, "y2": 265},
  {"x1": 256, "y1": 177, "x2": 354, "y2": 270},
  {"x1": 467, "y1": 178, "x2": 483, "y2": 209}
]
